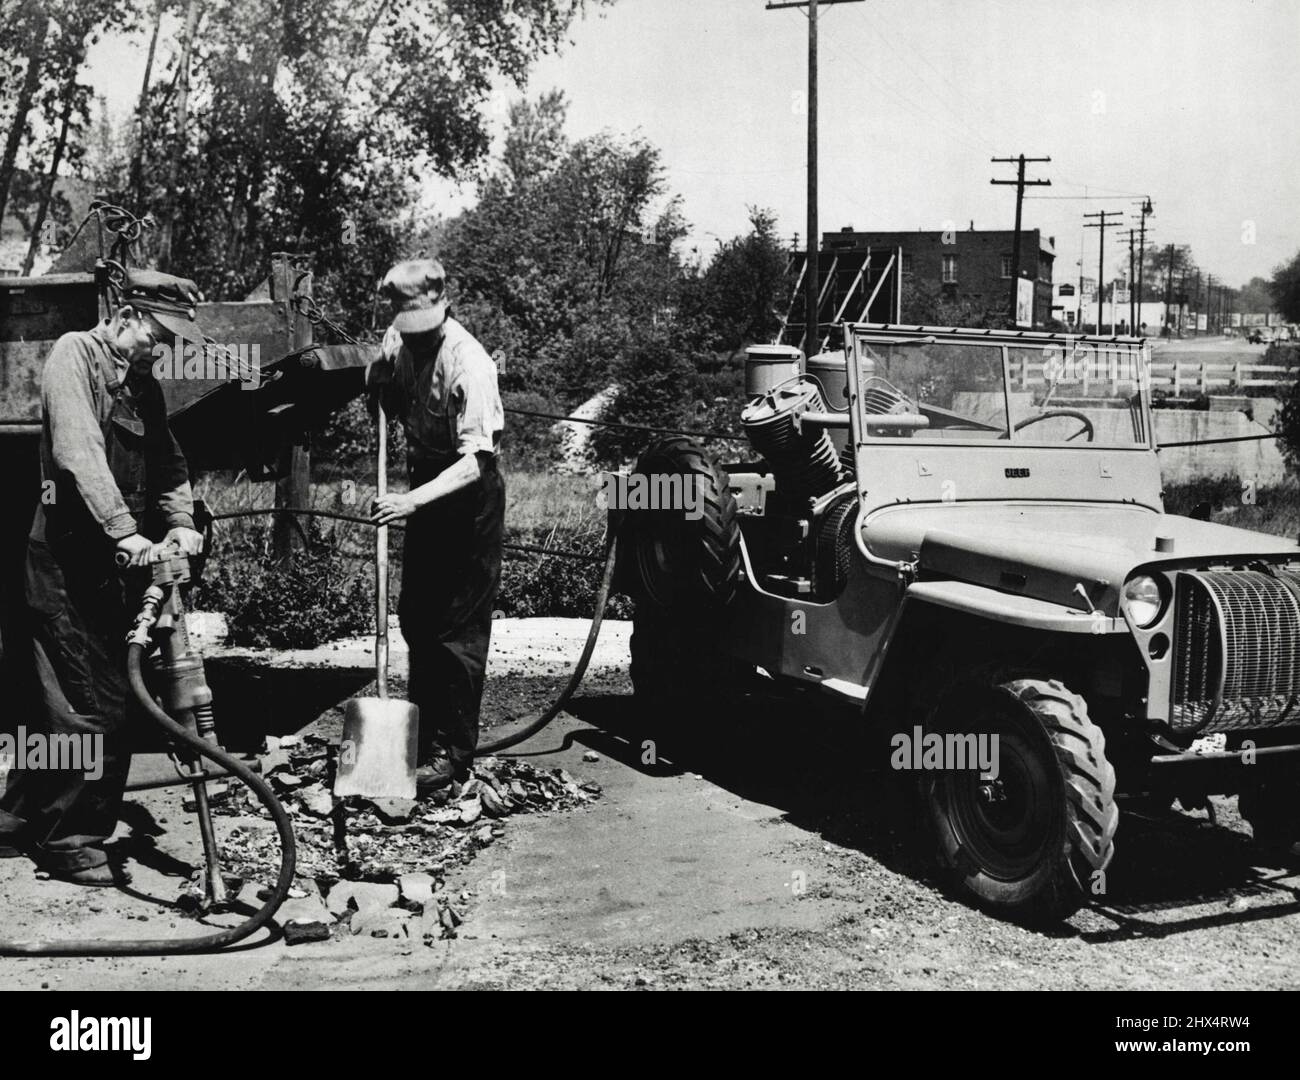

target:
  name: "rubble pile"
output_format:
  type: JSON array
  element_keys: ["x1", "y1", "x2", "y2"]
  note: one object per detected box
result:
[{"x1": 196, "y1": 734, "x2": 601, "y2": 944}]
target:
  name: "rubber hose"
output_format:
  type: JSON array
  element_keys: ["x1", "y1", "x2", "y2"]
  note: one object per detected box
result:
[
  {"x1": 476, "y1": 525, "x2": 619, "y2": 754},
  {"x1": 0, "y1": 645, "x2": 297, "y2": 956},
  {"x1": 207, "y1": 505, "x2": 620, "y2": 754}
]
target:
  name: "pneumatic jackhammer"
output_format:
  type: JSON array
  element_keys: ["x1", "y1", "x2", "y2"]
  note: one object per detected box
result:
[
  {"x1": 127, "y1": 551, "x2": 234, "y2": 908},
  {"x1": 0, "y1": 549, "x2": 297, "y2": 956}
]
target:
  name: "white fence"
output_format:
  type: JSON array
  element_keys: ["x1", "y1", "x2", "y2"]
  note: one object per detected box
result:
[
  {"x1": 1006, "y1": 355, "x2": 1294, "y2": 397},
  {"x1": 1149, "y1": 361, "x2": 1294, "y2": 396}
]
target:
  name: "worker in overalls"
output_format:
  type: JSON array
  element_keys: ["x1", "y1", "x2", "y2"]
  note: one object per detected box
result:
[
  {"x1": 368, "y1": 259, "x2": 505, "y2": 792},
  {"x1": 0, "y1": 272, "x2": 205, "y2": 885}
]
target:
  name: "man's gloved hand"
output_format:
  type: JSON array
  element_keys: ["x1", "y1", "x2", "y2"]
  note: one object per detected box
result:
[
  {"x1": 164, "y1": 527, "x2": 204, "y2": 557},
  {"x1": 115, "y1": 533, "x2": 155, "y2": 567}
]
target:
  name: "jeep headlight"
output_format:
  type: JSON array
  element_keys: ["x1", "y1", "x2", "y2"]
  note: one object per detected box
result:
[{"x1": 1124, "y1": 575, "x2": 1164, "y2": 628}]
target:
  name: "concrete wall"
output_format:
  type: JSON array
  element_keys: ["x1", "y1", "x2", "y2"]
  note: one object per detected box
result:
[{"x1": 1152, "y1": 410, "x2": 1286, "y2": 486}]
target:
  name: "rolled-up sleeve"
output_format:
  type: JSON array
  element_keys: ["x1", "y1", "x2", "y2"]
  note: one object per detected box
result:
[
  {"x1": 42, "y1": 335, "x2": 138, "y2": 540},
  {"x1": 450, "y1": 342, "x2": 503, "y2": 457}
]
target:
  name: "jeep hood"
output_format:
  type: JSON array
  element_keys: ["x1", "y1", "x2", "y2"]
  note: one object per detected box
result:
[{"x1": 863, "y1": 503, "x2": 1300, "y2": 613}]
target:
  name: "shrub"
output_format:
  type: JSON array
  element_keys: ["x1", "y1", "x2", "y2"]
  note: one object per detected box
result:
[
  {"x1": 194, "y1": 522, "x2": 372, "y2": 649},
  {"x1": 500, "y1": 390, "x2": 565, "y2": 471},
  {"x1": 1270, "y1": 343, "x2": 1300, "y2": 469},
  {"x1": 495, "y1": 525, "x2": 632, "y2": 619}
]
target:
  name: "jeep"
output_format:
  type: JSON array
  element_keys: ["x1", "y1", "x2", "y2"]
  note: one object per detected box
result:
[{"x1": 619, "y1": 323, "x2": 1300, "y2": 922}]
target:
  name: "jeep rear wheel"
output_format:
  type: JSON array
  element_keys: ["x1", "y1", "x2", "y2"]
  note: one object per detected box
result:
[
  {"x1": 923, "y1": 677, "x2": 1118, "y2": 923},
  {"x1": 624, "y1": 437, "x2": 741, "y2": 613}
]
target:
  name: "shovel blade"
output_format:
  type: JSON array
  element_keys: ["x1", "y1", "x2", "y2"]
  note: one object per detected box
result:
[{"x1": 334, "y1": 697, "x2": 419, "y2": 799}]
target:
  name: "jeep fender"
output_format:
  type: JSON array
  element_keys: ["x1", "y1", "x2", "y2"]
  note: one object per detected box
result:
[
  {"x1": 862, "y1": 579, "x2": 1130, "y2": 724},
  {"x1": 904, "y1": 580, "x2": 1124, "y2": 634}
]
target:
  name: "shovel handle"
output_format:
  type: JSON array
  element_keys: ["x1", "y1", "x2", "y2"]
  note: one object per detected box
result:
[{"x1": 376, "y1": 400, "x2": 389, "y2": 699}]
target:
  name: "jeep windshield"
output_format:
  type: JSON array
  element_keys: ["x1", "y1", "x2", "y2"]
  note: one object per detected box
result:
[{"x1": 845, "y1": 328, "x2": 1150, "y2": 448}]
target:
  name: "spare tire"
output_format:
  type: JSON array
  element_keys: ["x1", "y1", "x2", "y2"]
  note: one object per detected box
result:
[{"x1": 623, "y1": 436, "x2": 741, "y2": 613}]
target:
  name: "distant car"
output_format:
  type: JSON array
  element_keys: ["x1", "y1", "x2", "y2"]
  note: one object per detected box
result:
[{"x1": 1247, "y1": 327, "x2": 1274, "y2": 344}]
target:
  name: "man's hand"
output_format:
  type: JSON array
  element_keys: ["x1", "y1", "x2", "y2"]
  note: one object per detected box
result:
[
  {"x1": 371, "y1": 492, "x2": 419, "y2": 526},
  {"x1": 164, "y1": 526, "x2": 204, "y2": 556},
  {"x1": 115, "y1": 534, "x2": 154, "y2": 567}
]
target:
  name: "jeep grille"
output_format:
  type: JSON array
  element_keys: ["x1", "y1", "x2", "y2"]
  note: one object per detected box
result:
[{"x1": 1171, "y1": 569, "x2": 1300, "y2": 732}]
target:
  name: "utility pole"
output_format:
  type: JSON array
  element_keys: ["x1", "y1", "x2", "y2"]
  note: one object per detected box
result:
[
  {"x1": 1163, "y1": 243, "x2": 1175, "y2": 336},
  {"x1": 1127, "y1": 228, "x2": 1136, "y2": 332},
  {"x1": 1076, "y1": 258, "x2": 1084, "y2": 329},
  {"x1": 1134, "y1": 197, "x2": 1153, "y2": 330},
  {"x1": 991, "y1": 154, "x2": 1051, "y2": 324},
  {"x1": 1084, "y1": 210, "x2": 1122, "y2": 333},
  {"x1": 768, "y1": 0, "x2": 865, "y2": 357},
  {"x1": 1192, "y1": 269, "x2": 1202, "y2": 336},
  {"x1": 1205, "y1": 274, "x2": 1214, "y2": 335}
]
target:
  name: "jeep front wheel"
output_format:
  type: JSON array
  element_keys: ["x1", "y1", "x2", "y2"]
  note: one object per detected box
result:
[{"x1": 922, "y1": 677, "x2": 1118, "y2": 923}]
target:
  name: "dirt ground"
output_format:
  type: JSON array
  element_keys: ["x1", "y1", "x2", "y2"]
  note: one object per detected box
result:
[{"x1": 2, "y1": 638, "x2": 1298, "y2": 990}]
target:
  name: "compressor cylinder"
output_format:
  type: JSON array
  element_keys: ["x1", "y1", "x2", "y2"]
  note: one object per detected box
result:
[{"x1": 741, "y1": 378, "x2": 844, "y2": 500}]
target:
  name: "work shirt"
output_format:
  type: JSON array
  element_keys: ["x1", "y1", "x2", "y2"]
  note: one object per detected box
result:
[
  {"x1": 29, "y1": 324, "x2": 195, "y2": 544},
  {"x1": 375, "y1": 317, "x2": 504, "y2": 469}
]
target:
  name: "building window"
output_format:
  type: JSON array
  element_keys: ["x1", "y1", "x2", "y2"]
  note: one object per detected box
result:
[
  {"x1": 1001, "y1": 255, "x2": 1013, "y2": 279},
  {"x1": 942, "y1": 254, "x2": 958, "y2": 284}
]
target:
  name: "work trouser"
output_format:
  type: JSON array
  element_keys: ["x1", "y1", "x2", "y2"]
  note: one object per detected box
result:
[
  {"x1": 398, "y1": 455, "x2": 505, "y2": 778},
  {"x1": 0, "y1": 540, "x2": 139, "y2": 870}
]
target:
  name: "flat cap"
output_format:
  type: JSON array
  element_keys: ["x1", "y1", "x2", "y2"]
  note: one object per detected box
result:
[
  {"x1": 121, "y1": 269, "x2": 208, "y2": 344},
  {"x1": 380, "y1": 259, "x2": 447, "y2": 334}
]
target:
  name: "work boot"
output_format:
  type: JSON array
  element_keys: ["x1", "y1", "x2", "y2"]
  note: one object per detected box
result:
[
  {"x1": 47, "y1": 862, "x2": 132, "y2": 888},
  {"x1": 39, "y1": 844, "x2": 132, "y2": 888},
  {"x1": 415, "y1": 753, "x2": 455, "y2": 794}
]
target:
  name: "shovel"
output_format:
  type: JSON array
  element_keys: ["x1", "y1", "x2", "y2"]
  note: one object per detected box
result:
[{"x1": 334, "y1": 399, "x2": 419, "y2": 799}]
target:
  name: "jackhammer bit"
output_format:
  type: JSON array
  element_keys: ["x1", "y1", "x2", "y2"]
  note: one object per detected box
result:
[{"x1": 124, "y1": 550, "x2": 230, "y2": 908}]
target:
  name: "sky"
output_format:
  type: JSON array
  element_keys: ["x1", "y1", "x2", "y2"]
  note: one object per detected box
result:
[{"x1": 86, "y1": 0, "x2": 1300, "y2": 290}]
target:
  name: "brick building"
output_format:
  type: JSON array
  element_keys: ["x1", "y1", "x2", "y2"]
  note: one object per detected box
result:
[{"x1": 824, "y1": 225, "x2": 1056, "y2": 327}]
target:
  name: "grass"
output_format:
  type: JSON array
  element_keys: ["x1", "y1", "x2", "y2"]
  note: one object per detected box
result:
[{"x1": 1161, "y1": 478, "x2": 1299, "y2": 540}]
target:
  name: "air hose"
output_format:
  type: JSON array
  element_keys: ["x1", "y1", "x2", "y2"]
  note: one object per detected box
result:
[
  {"x1": 0, "y1": 505, "x2": 611, "y2": 956},
  {"x1": 204, "y1": 505, "x2": 621, "y2": 755},
  {"x1": 0, "y1": 646, "x2": 297, "y2": 957},
  {"x1": 476, "y1": 524, "x2": 618, "y2": 754}
]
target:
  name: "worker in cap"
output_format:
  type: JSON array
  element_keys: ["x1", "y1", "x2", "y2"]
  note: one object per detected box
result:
[
  {"x1": 0, "y1": 269, "x2": 205, "y2": 885},
  {"x1": 367, "y1": 259, "x2": 505, "y2": 791}
]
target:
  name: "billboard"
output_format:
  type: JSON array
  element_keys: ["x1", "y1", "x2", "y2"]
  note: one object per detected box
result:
[{"x1": 1015, "y1": 277, "x2": 1034, "y2": 327}]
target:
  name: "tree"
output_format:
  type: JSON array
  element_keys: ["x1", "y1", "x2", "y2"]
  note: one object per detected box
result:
[
  {"x1": 900, "y1": 273, "x2": 1012, "y2": 329},
  {"x1": 10, "y1": 0, "x2": 132, "y2": 271},
  {"x1": 1269, "y1": 251, "x2": 1300, "y2": 323},
  {"x1": 681, "y1": 207, "x2": 790, "y2": 353},
  {"x1": 1237, "y1": 275, "x2": 1274, "y2": 316},
  {"x1": 0, "y1": 2, "x2": 51, "y2": 230},
  {"x1": 117, "y1": 0, "x2": 613, "y2": 306},
  {"x1": 437, "y1": 93, "x2": 683, "y2": 399}
]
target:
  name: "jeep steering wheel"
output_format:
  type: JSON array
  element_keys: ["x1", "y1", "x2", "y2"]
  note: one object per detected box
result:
[{"x1": 1012, "y1": 409, "x2": 1095, "y2": 442}]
